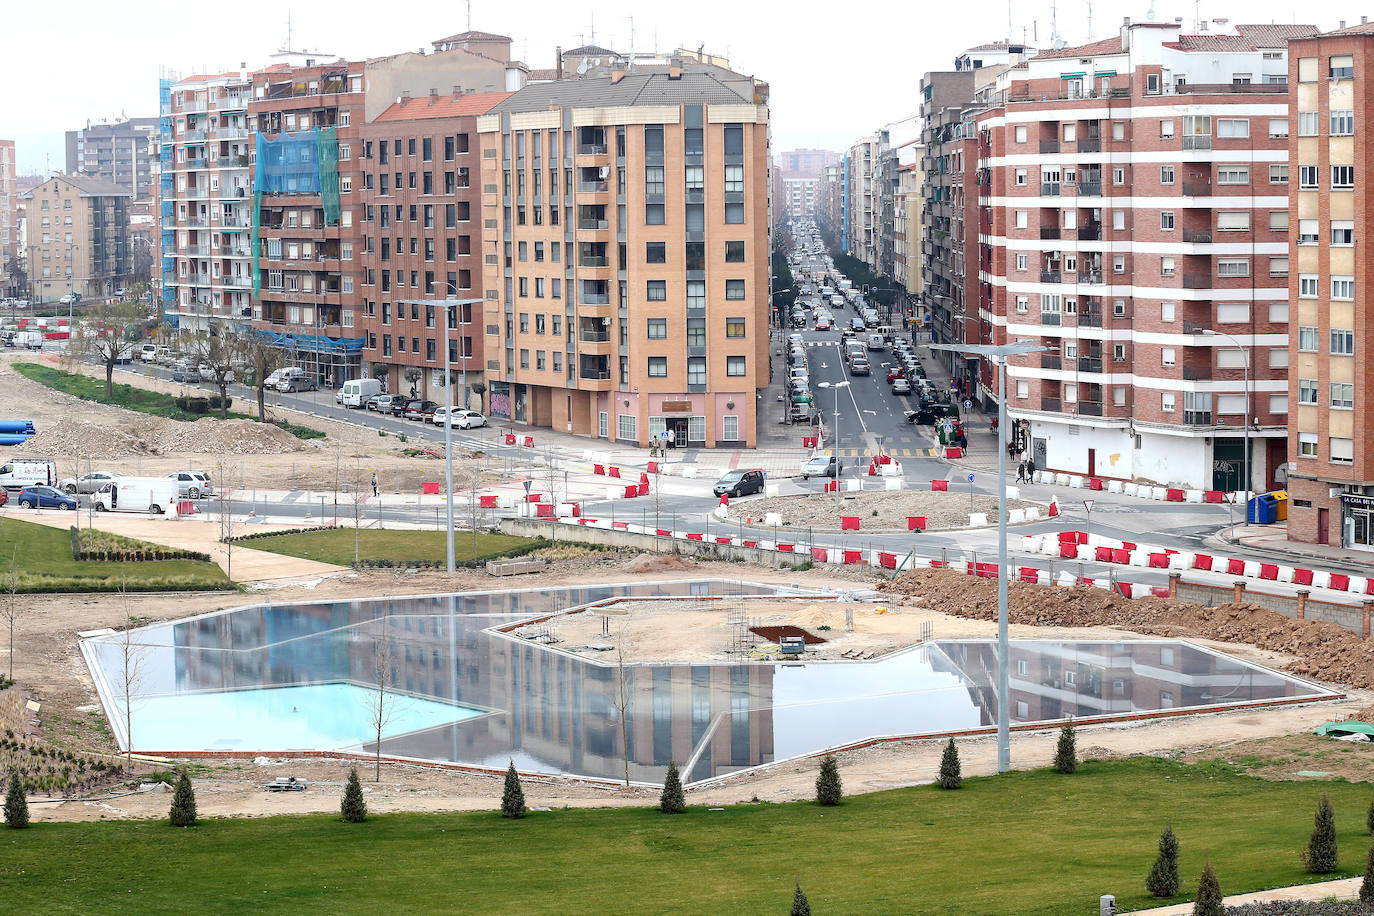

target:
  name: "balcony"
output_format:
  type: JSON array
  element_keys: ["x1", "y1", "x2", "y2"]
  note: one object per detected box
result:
[
  {"x1": 220, "y1": 275, "x2": 252, "y2": 288},
  {"x1": 179, "y1": 129, "x2": 206, "y2": 143},
  {"x1": 1040, "y1": 397, "x2": 1062, "y2": 412},
  {"x1": 1181, "y1": 135, "x2": 1213, "y2": 150},
  {"x1": 1039, "y1": 140, "x2": 1060, "y2": 154},
  {"x1": 1040, "y1": 354, "x2": 1062, "y2": 369},
  {"x1": 1182, "y1": 229, "x2": 1212, "y2": 243},
  {"x1": 576, "y1": 143, "x2": 608, "y2": 155},
  {"x1": 1040, "y1": 270, "x2": 1061, "y2": 284},
  {"x1": 1077, "y1": 356, "x2": 1103, "y2": 373},
  {"x1": 1040, "y1": 312, "x2": 1062, "y2": 327},
  {"x1": 578, "y1": 255, "x2": 608, "y2": 268},
  {"x1": 1077, "y1": 181, "x2": 1102, "y2": 197},
  {"x1": 1181, "y1": 366, "x2": 1210, "y2": 381},
  {"x1": 1077, "y1": 400, "x2": 1104, "y2": 416},
  {"x1": 1182, "y1": 181, "x2": 1212, "y2": 197},
  {"x1": 1078, "y1": 225, "x2": 1102, "y2": 241},
  {"x1": 1182, "y1": 321, "x2": 1212, "y2": 335},
  {"x1": 1040, "y1": 227, "x2": 1061, "y2": 240},
  {"x1": 576, "y1": 180, "x2": 609, "y2": 194},
  {"x1": 1078, "y1": 138, "x2": 1101, "y2": 153},
  {"x1": 1078, "y1": 271, "x2": 1104, "y2": 285},
  {"x1": 1040, "y1": 182, "x2": 1062, "y2": 196},
  {"x1": 1182, "y1": 274, "x2": 1211, "y2": 289},
  {"x1": 1078, "y1": 311, "x2": 1102, "y2": 328},
  {"x1": 577, "y1": 219, "x2": 609, "y2": 230},
  {"x1": 1183, "y1": 409, "x2": 1212, "y2": 425},
  {"x1": 579, "y1": 328, "x2": 610, "y2": 343},
  {"x1": 579, "y1": 293, "x2": 610, "y2": 305}
]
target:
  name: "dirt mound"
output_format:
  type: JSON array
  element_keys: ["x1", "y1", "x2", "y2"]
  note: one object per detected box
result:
[
  {"x1": 622, "y1": 552, "x2": 697, "y2": 574},
  {"x1": 879, "y1": 569, "x2": 1374, "y2": 689},
  {"x1": 24, "y1": 414, "x2": 305, "y2": 459},
  {"x1": 161, "y1": 417, "x2": 305, "y2": 455}
]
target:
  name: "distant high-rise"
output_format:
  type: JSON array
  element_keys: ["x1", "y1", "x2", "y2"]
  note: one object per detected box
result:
[
  {"x1": 65, "y1": 117, "x2": 160, "y2": 200},
  {"x1": 0, "y1": 138, "x2": 17, "y2": 295}
]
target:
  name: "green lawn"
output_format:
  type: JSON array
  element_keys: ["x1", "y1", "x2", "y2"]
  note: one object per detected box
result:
[
  {"x1": 238, "y1": 528, "x2": 538, "y2": 567},
  {"x1": 2, "y1": 759, "x2": 1370, "y2": 914},
  {"x1": 0, "y1": 516, "x2": 229, "y2": 592},
  {"x1": 12, "y1": 363, "x2": 323, "y2": 439}
]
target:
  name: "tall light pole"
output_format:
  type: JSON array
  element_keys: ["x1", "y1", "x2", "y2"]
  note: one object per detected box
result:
[
  {"x1": 401, "y1": 295, "x2": 485, "y2": 573},
  {"x1": 930, "y1": 340, "x2": 1047, "y2": 773},
  {"x1": 1202, "y1": 329, "x2": 1251, "y2": 521},
  {"x1": 817, "y1": 380, "x2": 849, "y2": 513}
]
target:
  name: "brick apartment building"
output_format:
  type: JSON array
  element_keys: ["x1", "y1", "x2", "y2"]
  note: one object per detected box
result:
[
  {"x1": 26, "y1": 173, "x2": 133, "y2": 302},
  {"x1": 974, "y1": 19, "x2": 1314, "y2": 491},
  {"x1": 1284, "y1": 23, "x2": 1374, "y2": 550},
  {"x1": 0, "y1": 138, "x2": 17, "y2": 296},
  {"x1": 65, "y1": 117, "x2": 160, "y2": 201},
  {"x1": 476, "y1": 67, "x2": 771, "y2": 447},
  {"x1": 357, "y1": 90, "x2": 510, "y2": 403}
]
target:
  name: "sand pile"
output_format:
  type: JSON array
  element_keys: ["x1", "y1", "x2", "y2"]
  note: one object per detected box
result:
[
  {"x1": 881, "y1": 569, "x2": 1374, "y2": 689},
  {"x1": 623, "y1": 553, "x2": 697, "y2": 574},
  {"x1": 24, "y1": 415, "x2": 305, "y2": 458}
]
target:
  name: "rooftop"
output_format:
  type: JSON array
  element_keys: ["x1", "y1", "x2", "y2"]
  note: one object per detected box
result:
[
  {"x1": 431, "y1": 29, "x2": 512, "y2": 46},
  {"x1": 1235, "y1": 23, "x2": 1321, "y2": 46},
  {"x1": 1032, "y1": 35, "x2": 1125, "y2": 61},
  {"x1": 47, "y1": 173, "x2": 135, "y2": 198},
  {"x1": 373, "y1": 90, "x2": 513, "y2": 122},
  {"x1": 490, "y1": 70, "x2": 755, "y2": 114}
]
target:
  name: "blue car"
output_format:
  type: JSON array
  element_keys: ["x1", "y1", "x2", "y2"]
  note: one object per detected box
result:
[{"x1": 16, "y1": 485, "x2": 77, "y2": 510}]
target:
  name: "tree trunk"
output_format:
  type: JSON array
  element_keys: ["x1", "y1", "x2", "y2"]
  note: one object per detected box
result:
[
  {"x1": 256, "y1": 385, "x2": 266, "y2": 421},
  {"x1": 219, "y1": 383, "x2": 229, "y2": 419},
  {"x1": 105, "y1": 361, "x2": 115, "y2": 399}
]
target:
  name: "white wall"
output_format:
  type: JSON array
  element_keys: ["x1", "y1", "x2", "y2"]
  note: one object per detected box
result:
[
  {"x1": 1031, "y1": 419, "x2": 1133, "y2": 479},
  {"x1": 1134, "y1": 431, "x2": 1210, "y2": 489}
]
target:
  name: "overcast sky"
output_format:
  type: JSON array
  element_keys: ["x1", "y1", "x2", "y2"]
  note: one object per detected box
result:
[{"x1": 3, "y1": 0, "x2": 1369, "y2": 173}]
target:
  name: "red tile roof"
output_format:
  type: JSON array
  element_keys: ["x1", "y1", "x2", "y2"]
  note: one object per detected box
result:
[
  {"x1": 1318, "y1": 21, "x2": 1374, "y2": 37},
  {"x1": 373, "y1": 90, "x2": 513, "y2": 121},
  {"x1": 526, "y1": 68, "x2": 559, "y2": 81},
  {"x1": 1236, "y1": 23, "x2": 1320, "y2": 45},
  {"x1": 432, "y1": 30, "x2": 512, "y2": 45},
  {"x1": 1033, "y1": 36, "x2": 1124, "y2": 61},
  {"x1": 1171, "y1": 35, "x2": 1257, "y2": 51}
]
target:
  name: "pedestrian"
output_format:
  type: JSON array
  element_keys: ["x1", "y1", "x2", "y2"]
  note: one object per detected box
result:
[
  {"x1": 666, "y1": 427, "x2": 675, "y2": 450},
  {"x1": 1027, "y1": 456, "x2": 1037, "y2": 481},
  {"x1": 1006, "y1": 440, "x2": 1016, "y2": 462},
  {"x1": 958, "y1": 433, "x2": 968, "y2": 451},
  {"x1": 371, "y1": 472, "x2": 379, "y2": 497},
  {"x1": 1017, "y1": 461, "x2": 1027, "y2": 484}
]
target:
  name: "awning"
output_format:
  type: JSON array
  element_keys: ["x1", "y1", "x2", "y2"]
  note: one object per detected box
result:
[
  {"x1": 1093, "y1": 70, "x2": 1117, "y2": 77},
  {"x1": 1059, "y1": 71, "x2": 1086, "y2": 79}
]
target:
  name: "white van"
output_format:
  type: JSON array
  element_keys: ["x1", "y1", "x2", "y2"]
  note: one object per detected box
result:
[
  {"x1": 93, "y1": 477, "x2": 179, "y2": 514},
  {"x1": 0, "y1": 458, "x2": 56, "y2": 490},
  {"x1": 341, "y1": 378, "x2": 381, "y2": 408},
  {"x1": 866, "y1": 334, "x2": 885, "y2": 351},
  {"x1": 139, "y1": 344, "x2": 157, "y2": 362}
]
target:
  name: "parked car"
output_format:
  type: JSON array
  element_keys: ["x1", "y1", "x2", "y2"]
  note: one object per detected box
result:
[
  {"x1": 886, "y1": 366, "x2": 906, "y2": 384},
  {"x1": 389, "y1": 397, "x2": 414, "y2": 417},
  {"x1": 274, "y1": 368, "x2": 318, "y2": 392},
  {"x1": 0, "y1": 488, "x2": 7, "y2": 507},
  {"x1": 334, "y1": 387, "x2": 345, "y2": 405},
  {"x1": 800, "y1": 455, "x2": 842, "y2": 480},
  {"x1": 849, "y1": 358, "x2": 871, "y2": 376},
  {"x1": 58, "y1": 470, "x2": 124, "y2": 495},
  {"x1": 16, "y1": 486, "x2": 76, "y2": 510},
  {"x1": 891, "y1": 378, "x2": 913, "y2": 395},
  {"x1": 366, "y1": 394, "x2": 396, "y2": 412},
  {"x1": 404, "y1": 399, "x2": 440, "y2": 421},
  {"x1": 171, "y1": 365, "x2": 202, "y2": 383},
  {"x1": 712, "y1": 468, "x2": 766, "y2": 498},
  {"x1": 167, "y1": 470, "x2": 215, "y2": 498},
  {"x1": 452, "y1": 410, "x2": 486, "y2": 429}
]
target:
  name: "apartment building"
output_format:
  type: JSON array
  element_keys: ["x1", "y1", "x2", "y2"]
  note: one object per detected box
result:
[
  {"x1": 26, "y1": 174, "x2": 133, "y2": 302},
  {"x1": 476, "y1": 68, "x2": 771, "y2": 447},
  {"x1": 816, "y1": 161, "x2": 844, "y2": 248},
  {"x1": 247, "y1": 35, "x2": 511, "y2": 384},
  {"x1": 976, "y1": 20, "x2": 1313, "y2": 491},
  {"x1": 778, "y1": 148, "x2": 839, "y2": 176},
  {"x1": 356, "y1": 90, "x2": 510, "y2": 402},
  {"x1": 843, "y1": 136, "x2": 878, "y2": 265},
  {"x1": 160, "y1": 70, "x2": 255, "y2": 334},
  {"x1": 899, "y1": 159, "x2": 925, "y2": 317},
  {"x1": 65, "y1": 117, "x2": 160, "y2": 201},
  {"x1": 0, "y1": 139, "x2": 16, "y2": 296},
  {"x1": 781, "y1": 176, "x2": 817, "y2": 221},
  {"x1": 1284, "y1": 23, "x2": 1374, "y2": 549}
]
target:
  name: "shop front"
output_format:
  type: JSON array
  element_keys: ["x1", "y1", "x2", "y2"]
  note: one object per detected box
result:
[{"x1": 1340, "y1": 494, "x2": 1374, "y2": 551}]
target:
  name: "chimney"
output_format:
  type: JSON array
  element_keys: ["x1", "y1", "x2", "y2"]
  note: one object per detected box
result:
[
  {"x1": 430, "y1": 87, "x2": 438, "y2": 97},
  {"x1": 1339, "y1": 20, "x2": 1346, "y2": 29},
  {"x1": 610, "y1": 70, "x2": 626, "y2": 84},
  {"x1": 555, "y1": 46, "x2": 563, "y2": 80}
]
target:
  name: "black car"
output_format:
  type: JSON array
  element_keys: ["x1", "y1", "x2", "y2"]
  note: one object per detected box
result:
[
  {"x1": 713, "y1": 469, "x2": 766, "y2": 498},
  {"x1": 389, "y1": 398, "x2": 414, "y2": 417}
]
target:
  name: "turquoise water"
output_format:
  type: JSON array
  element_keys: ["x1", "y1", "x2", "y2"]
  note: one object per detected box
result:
[{"x1": 113, "y1": 683, "x2": 484, "y2": 752}]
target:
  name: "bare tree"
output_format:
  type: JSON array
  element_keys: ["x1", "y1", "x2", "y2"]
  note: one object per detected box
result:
[
  {"x1": 366, "y1": 618, "x2": 398, "y2": 782},
  {"x1": 70, "y1": 302, "x2": 147, "y2": 398},
  {"x1": 190, "y1": 329, "x2": 239, "y2": 419},
  {"x1": 403, "y1": 367, "x2": 422, "y2": 400},
  {"x1": 216, "y1": 458, "x2": 236, "y2": 582},
  {"x1": 370, "y1": 362, "x2": 391, "y2": 394},
  {"x1": 610, "y1": 622, "x2": 636, "y2": 787},
  {"x1": 240, "y1": 333, "x2": 288, "y2": 422},
  {"x1": 1, "y1": 550, "x2": 19, "y2": 681},
  {"x1": 468, "y1": 380, "x2": 486, "y2": 413},
  {"x1": 116, "y1": 612, "x2": 148, "y2": 770}
]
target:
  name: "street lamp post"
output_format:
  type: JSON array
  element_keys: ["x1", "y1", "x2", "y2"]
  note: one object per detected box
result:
[
  {"x1": 929, "y1": 339, "x2": 1047, "y2": 773},
  {"x1": 817, "y1": 380, "x2": 849, "y2": 513},
  {"x1": 1202, "y1": 330, "x2": 1251, "y2": 525}
]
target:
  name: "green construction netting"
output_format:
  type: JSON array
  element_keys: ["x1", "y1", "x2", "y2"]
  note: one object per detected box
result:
[
  {"x1": 252, "y1": 190, "x2": 262, "y2": 297},
  {"x1": 316, "y1": 126, "x2": 340, "y2": 226}
]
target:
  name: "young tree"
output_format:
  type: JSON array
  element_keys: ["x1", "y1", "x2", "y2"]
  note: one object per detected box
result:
[
  {"x1": 1, "y1": 549, "x2": 19, "y2": 681},
  {"x1": 659, "y1": 762, "x2": 685, "y2": 814},
  {"x1": 1303, "y1": 794, "x2": 1339, "y2": 873},
  {"x1": 938, "y1": 738, "x2": 962, "y2": 789},
  {"x1": 1192, "y1": 861, "x2": 1222, "y2": 916},
  {"x1": 370, "y1": 362, "x2": 391, "y2": 393},
  {"x1": 116, "y1": 613, "x2": 147, "y2": 770},
  {"x1": 240, "y1": 333, "x2": 288, "y2": 421},
  {"x1": 168, "y1": 772, "x2": 197, "y2": 827},
  {"x1": 1054, "y1": 719, "x2": 1078, "y2": 774},
  {"x1": 1146, "y1": 824, "x2": 1180, "y2": 897},
  {"x1": 610, "y1": 622, "x2": 635, "y2": 787},
  {"x1": 501, "y1": 761, "x2": 526, "y2": 819},
  {"x1": 403, "y1": 367, "x2": 422, "y2": 399},
  {"x1": 1360, "y1": 839, "x2": 1374, "y2": 905},
  {"x1": 189, "y1": 328, "x2": 238, "y2": 418},
  {"x1": 469, "y1": 380, "x2": 487, "y2": 413},
  {"x1": 71, "y1": 302, "x2": 146, "y2": 398},
  {"x1": 815, "y1": 755, "x2": 842, "y2": 806},
  {"x1": 3, "y1": 771, "x2": 28, "y2": 829},
  {"x1": 341, "y1": 768, "x2": 367, "y2": 823},
  {"x1": 790, "y1": 880, "x2": 811, "y2": 916},
  {"x1": 366, "y1": 619, "x2": 397, "y2": 783}
]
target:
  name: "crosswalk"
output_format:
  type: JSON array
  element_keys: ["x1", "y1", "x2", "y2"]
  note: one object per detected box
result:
[{"x1": 826, "y1": 447, "x2": 941, "y2": 458}]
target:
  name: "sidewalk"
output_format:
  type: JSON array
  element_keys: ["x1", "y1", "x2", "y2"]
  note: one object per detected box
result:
[
  {"x1": 1124, "y1": 876, "x2": 1362, "y2": 914},
  {"x1": 1207, "y1": 522, "x2": 1374, "y2": 577}
]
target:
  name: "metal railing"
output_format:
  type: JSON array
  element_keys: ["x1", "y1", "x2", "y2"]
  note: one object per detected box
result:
[
  {"x1": 1077, "y1": 357, "x2": 1103, "y2": 373},
  {"x1": 1182, "y1": 229, "x2": 1212, "y2": 243},
  {"x1": 1078, "y1": 139, "x2": 1102, "y2": 153},
  {"x1": 1041, "y1": 182, "x2": 1062, "y2": 196},
  {"x1": 1078, "y1": 225, "x2": 1102, "y2": 240},
  {"x1": 576, "y1": 181, "x2": 609, "y2": 193},
  {"x1": 577, "y1": 219, "x2": 610, "y2": 230},
  {"x1": 1039, "y1": 227, "x2": 1061, "y2": 240},
  {"x1": 1039, "y1": 140, "x2": 1060, "y2": 153},
  {"x1": 1040, "y1": 354, "x2": 1062, "y2": 369},
  {"x1": 1077, "y1": 181, "x2": 1102, "y2": 197},
  {"x1": 578, "y1": 256, "x2": 608, "y2": 268},
  {"x1": 1182, "y1": 274, "x2": 1211, "y2": 289},
  {"x1": 576, "y1": 143, "x2": 608, "y2": 155},
  {"x1": 1040, "y1": 270, "x2": 1061, "y2": 283},
  {"x1": 1040, "y1": 313, "x2": 1062, "y2": 327},
  {"x1": 578, "y1": 330, "x2": 610, "y2": 343},
  {"x1": 1181, "y1": 136, "x2": 1213, "y2": 150},
  {"x1": 1182, "y1": 181, "x2": 1212, "y2": 197},
  {"x1": 1041, "y1": 397, "x2": 1062, "y2": 412},
  {"x1": 1077, "y1": 401, "x2": 1103, "y2": 416}
]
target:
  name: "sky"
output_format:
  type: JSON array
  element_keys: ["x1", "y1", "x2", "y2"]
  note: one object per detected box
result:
[{"x1": 3, "y1": 0, "x2": 1371, "y2": 174}]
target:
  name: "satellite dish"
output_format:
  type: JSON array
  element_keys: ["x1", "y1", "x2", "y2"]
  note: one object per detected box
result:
[{"x1": 577, "y1": 58, "x2": 590, "y2": 75}]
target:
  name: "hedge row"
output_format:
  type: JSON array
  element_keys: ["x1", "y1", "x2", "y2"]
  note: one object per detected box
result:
[
  {"x1": 224, "y1": 525, "x2": 338, "y2": 543},
  {"x1": 70, "y1": 527, "x2": 212, "y2": 563}
]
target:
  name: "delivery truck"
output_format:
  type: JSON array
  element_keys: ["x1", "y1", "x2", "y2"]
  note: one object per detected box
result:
[
  {"x1": 92, "y1": 477, "x2": 180, "y2": 514},
  {"x1": 0, "y1": 458, "x2": 56, "y2": 490},
  {"x1": 340, "y1": 378, "x2": 381, "y2": 408}
]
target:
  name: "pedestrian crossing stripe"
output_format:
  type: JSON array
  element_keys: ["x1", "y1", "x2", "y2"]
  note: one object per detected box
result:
[{"x1": 832, "y1": 448, "x2": 922, "y2": 458}]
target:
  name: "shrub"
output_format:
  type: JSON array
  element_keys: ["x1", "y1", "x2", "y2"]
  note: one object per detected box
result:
[
  {"x1": 500, "y1": 762, "x2": 526, "y2": 819},
  {"x1": 815, "y1": 755, "x2": 841, "y2": 806},
  {"x1": 1193, "y1": 861, "x2": 1223, "y2": 916},
  {"x1": 659, "y1": 762, "x2": 685, "y2": 814},
  {"x1": 168, "y1": 772, "x2": 197, "y2": 827},
  {"x1": 1361, "y1": 840, "x2": 1374, "y2": 905},
  {"x1": 1368, "y1": 799, "x2": 1374, "y2": 836},
  {"x1": 4, "y1": 771, "x2": 28, "y2": 829},
  {"x1": 938, "y1": 738, "x2": 962, "y2": 790},
  {"x1": 1303, "y1": 794, "x2": 1339, "y2": 874},
  {"x1": 1054, "y1": 720, "x2": 1077, "y2": 774},
  {"x1": 341, "y1": 768, "x2": 366, "y2": 823},
  {"x1": 791, "y1": 880, "x2": 812, "y2": 916},
  {"x1": 1146, "y1": 824, "x2": 1180, "y2": 897}
]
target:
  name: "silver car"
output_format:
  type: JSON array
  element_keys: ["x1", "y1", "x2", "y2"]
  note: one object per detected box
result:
[
  {"x1": 167, "y1": 470, "x2": 215, "y2": 498},
  {"x1": 58, "y1": 470, "x2": 124, "y2": 495}
]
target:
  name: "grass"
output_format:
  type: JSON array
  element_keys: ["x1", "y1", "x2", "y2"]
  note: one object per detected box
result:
[
  {"x1": 0, "y1": 516, "x2": 228, "y2": 592},
  {"x1": 12, "y1": 363, "x2": 325, "y2": 440},
  {"x1": 3, "y1": 758, "x2": 1372, "y2": 914},
  {"x1": 236, "y1": 528, "x2": 538, "y2": 567}
]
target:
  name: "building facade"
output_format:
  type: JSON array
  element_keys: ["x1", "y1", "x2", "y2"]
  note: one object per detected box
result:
[
  {"x1": 844, "y1": 135, "x2": 878, "y2": 264},
  {"x1": 1284, "y1": 24, "x2": 1374, "y2": 549},
  {"x1": 778, "y1": 148, "x2": 839, "y2": 176},
  {"x1": 976, "y1": 20, "x2": 1311, "y2": 491},
  {"x1": 26, "y1": 174, "x2": 133, "y2": 302},
  {"x1": 477, "y1": 69, "x2": 771, "y2": 447},
  {"x1": 65, "y1": 117, "x2": 160, "y2": 201},
  {"x1": 0, "y1": 139, "x2": 16, "y2": 296}
]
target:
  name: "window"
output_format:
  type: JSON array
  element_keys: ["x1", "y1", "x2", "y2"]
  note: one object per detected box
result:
[
  {"x1": 1217, "y1": 258, "x2": 1249, "y2": 277},
  {"x1": 1112, "y1": 121, "x2": 1126, "y2": 141},
  {"x1": 1330, "y1": 110, "x2": 1354, "y2": 136},
  {"x1": 1015, "y1": 380, "x2": 1029, "y2": 399},
  {"x1": 685, "y1": 165, "x2": 704, "y2": 191},
  {"x1": 1014, "y1": 253, "x2": 1028, "y2": 271},
  {"x1": 618, "y1": 414, "x2": 636, "y2": 441},
  {"x1": 1269, "y1": 394, "x2": 1288, "y2": 415},
  {"x1": 1148, "y1": 74, "x2": 1162, "y2": 95},
  {"x1": 1297, "y1": 219, "x2": 1319, "y2": 245},
  {"x1": 1297, "y1": 111, "x2": 1319, "y2": 136},
  {"x1": 1160, "y1": 302, "x2": 1176, "y2": 323},
  {"x1": 686, "y1": 357, "x2": 706, "y2": 386},
  {"x1": 686, "y1": 317, "x2": 705, "y2": 346},
  {"x1": 1159, "y1": 118, "x2": 1174, "y2": 138},
  {"x1": 519, "y1": 349, "x2": 529, "y2": 369},
  {"x1": 1112, "y1": 210, "x2": 1126, "y2": 231},
  {"x1": 1269, "y1": 164, "x2": 1288, "y2": 185},
  {"x1": 1113, "y1": 343, "x2": 1127, "y2": 362},
  {"x1": 1112, "y1": 166, "x2": 1125, "y2": 185},
  {"x1": 1160, "y1": 256, "x2": 1176, "y2": 277},
  {"x1": 646, "y1": 280, "x2": 666, "y2": 301},
  {"x1": 1161, "y1": 348, "x2": 1176, "y2": 368},
  {"x1": 1268, "y1": 118, "x2": 1289, "y2": 139},
  {"x1": 725, "y1": 317, "x2": 746, "y2": 338},
  {"x1": 1113, "y1": 254, "x2": 1126, "y2": 273},
  {"x1": 1330, "y1": 55, "x2": 1355, "y2": 80},
  {"x1": 1331, "y1": 382, "x2": 1355, "y2": 409},
  {"x1": 647, "y1": 318, "x2": 667, "y2": 339},
  {"x1": 1332, "y1": 276, "x2": 1355, "y2": 300},
  {"x1": 722, "y1": 415, "x2": 739, "y2": 440},
  {"x1": 1332, "y1": 221, "x2": 1354, "y2": 246},
  {"x1": 1269, "y1": 302, "x2": 1289, "y2": 323},
  {"x1": 1332, "y1": 165, "x2": 1355, "y2": 189},
  {"x1": 1014, "y1": 168, "x2": 1027, "y2": 186},
  {"x1": 686, "y1": 281, "x2": 705, "y2": 309},
  {"x1": 1217, "y1": 303, "x2": 1250, "y2": 324},
  {"x1": 646, "y1": 204, "x2": 665, "y2": 225},
  {"x1": 1014, "y1": 125, "x2": 1027, "y2": 144},
  {"x1": 1160, "y1": 211, "x2": 1175, "y2": 231},
  {"x1": 1217, "y1": 118, "x2": 1249, "y2": 138},
  {"x1": 1062, "y1": 123, "x2": 1076, "y2": 142},
  {"x1": 1298, "y1": 275, "x2": 1319, "y2": 298},
  {"x1": 1159, "y1": 165, "x2": 1175, "y2": 184},
  {"x1": 1331, "y1": 437, "x2": 1354, "y2": 464},
  {"x1": 1298, "y1": 432, "x2": 1318, "y2": 458},
  {"x1": 1268, "y1": 257, "x2": 1288, "y2": 277},
  {"x1": 646, "y1": 242, "x2": 666, "y2": 264},
  {"x1": 1015, "y1": 295, "x2": 1029, "y2": 313},
  {"x1": 1216, "y1": 165, "x2": 1249, "y2": 185},
  {"x1": 647, "y1": 356, "x2": 667, "y2": 377},
  {"x1": 645, "y1": 166, "x2": 665, "y2": 197},
  {"x1": 1298, "y1": 326, "x2": 1319, "y2": 351},
  {"x1": 724, "y1": 164, "x2": 744, "y2": 193},
  {"x1": 1014, "y1": 210, "x2": 1028, "y2": 229},
  {"x1": 726, "y1": 356, "x2": 746, "y2": 377},
  {"x1": 725, "y1": 279, "x2": 745, "y2": 300},
  {"x1": 1331, "y1": 328, "x2": 1355, "y2": 355},
  {"x1": 519, "y1": 312, "x2": 529, "y2": 333},
  {"x1": 722, "y1": 240, "x2": 746, "y2": 263},
  {"x1": 1162, "y1": 392, "x2": 1176, "y2": 412}
]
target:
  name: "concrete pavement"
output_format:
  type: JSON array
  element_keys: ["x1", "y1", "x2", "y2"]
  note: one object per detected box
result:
[{"x1": 1124, "y1": 876, "x2": 1363, "y2": 914}]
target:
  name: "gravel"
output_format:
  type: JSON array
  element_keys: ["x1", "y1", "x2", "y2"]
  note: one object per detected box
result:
[{"x1": 727, "y1": 489, "x2": 1036, "y2": 530}]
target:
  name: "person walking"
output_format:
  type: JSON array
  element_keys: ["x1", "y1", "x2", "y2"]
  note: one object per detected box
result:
[
  {"x1": 666, "y1": 427, "x2": 676, "y2": 450},
  {"x1": 371, "y1": 472, "x2": 379, "y2": 497},
  {"x1": 1026, "y1": 456, "x2": 1037, "y2": 482}
]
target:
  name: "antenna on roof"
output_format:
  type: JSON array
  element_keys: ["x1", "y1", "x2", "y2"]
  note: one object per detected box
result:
[
  {"x1": 625, "y1": 16, "x2": 634, "y2": 67},
  {"x1": 466, "y1": 0, "x2": 471, "y2": 32}
]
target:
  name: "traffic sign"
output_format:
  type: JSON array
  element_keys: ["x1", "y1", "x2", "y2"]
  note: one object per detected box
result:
[
  {"x1": 967, "y1": 473, "x2": 975, "y2": 483},
  {"x1": 1083, "y1": 499, "x2": 1095, "y2": 513},
  {"x1": 963, "y1": 399, "x2": 972, "y2": 409}
]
